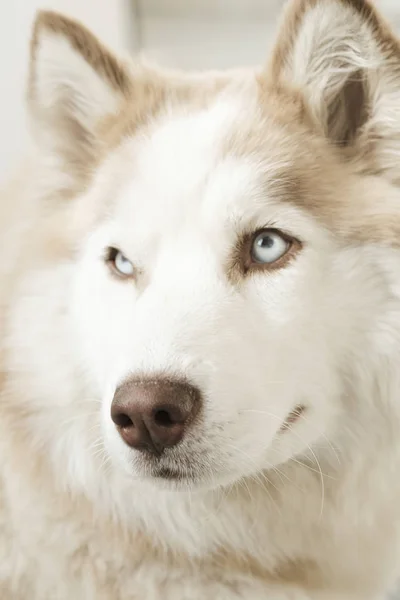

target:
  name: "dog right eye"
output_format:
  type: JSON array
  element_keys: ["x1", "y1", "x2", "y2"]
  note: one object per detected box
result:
[{"x1": 105, "y1": 248, "x2": 135, "y2": 279}]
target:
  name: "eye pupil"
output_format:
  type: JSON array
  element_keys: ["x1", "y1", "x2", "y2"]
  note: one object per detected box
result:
[
  {"x1": 250, "y1": 229, "x2": 290, "y2": 266},
  {"x1": 257, "y1": 235, "x2": 274, "y2": 249}
]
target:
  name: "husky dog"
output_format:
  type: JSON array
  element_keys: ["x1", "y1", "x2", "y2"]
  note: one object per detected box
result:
[{"x1": 2, "y1": 0, "x2": 400, "y2": 598}]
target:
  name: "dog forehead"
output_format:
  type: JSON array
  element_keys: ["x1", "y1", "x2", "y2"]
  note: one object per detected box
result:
[
  {"x1": 111, "y1": 96, "x2": 294, "y2": 234},
  {"x1": 128, "y1": 98, "x2": 253, "y2": 202}
]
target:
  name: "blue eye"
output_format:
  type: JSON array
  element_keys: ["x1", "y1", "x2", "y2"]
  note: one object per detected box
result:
[
  {"x1": 251, "y1": 230, "x2": 290, "y2": 264},
  {"x1": 106, "y1": 248, "x2": 135, "y2": 278}
]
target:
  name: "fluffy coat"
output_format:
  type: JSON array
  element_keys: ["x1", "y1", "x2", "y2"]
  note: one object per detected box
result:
[{"x1": 2, "y1": 0, "x2": 400, "y2": 598}]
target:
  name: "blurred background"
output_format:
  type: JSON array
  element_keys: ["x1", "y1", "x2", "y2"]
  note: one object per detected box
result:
[{"x1": 1, "y1": 0, "x2": 400, "y2": 184}]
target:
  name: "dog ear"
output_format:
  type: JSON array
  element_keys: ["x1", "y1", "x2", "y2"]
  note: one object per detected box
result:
[
  {"x1": 28, "y1": 11, "x2": 132, "y2": 179},
  {"x1": 268, "y1": 0, "x2": 400, "y2": 182}
]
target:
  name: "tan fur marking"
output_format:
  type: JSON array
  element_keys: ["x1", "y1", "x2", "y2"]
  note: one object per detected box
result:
[{"x1": 30, "y1": 11, "x2": 132, "y2": 97}]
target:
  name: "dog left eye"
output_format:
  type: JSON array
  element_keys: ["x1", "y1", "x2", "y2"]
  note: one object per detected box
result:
[
  {"x1": 251, "y1": 230, "x2": 290, "y2": 264},
  {"x1": 106, "y1": 248, "x2": 135, "y2": 278}
]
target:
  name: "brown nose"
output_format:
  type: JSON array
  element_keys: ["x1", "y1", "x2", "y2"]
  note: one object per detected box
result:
[{"x1": 111, "y1": 377, "x2": 202, "y2": 456}]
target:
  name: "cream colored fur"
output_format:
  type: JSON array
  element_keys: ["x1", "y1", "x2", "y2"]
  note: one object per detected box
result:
[{"x1": 2, "y1": 1, "x2": 400, "y2": 598}]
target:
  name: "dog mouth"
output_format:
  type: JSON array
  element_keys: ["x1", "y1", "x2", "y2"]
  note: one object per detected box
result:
[
  {"x1": 139, "y1": 456, "x2": 200, "y2": 484},
  {"x1": 147, "y1": 465, "x2": 202, "y2": 488},
  {"x1": 152, "y1": 467, "x2": 183, "y2": 480},
  {"x1": 280, "y1": 404, "x2": 306, "y2": 432},
  {"x1": 131, "y1": 404, "x2": 307, "y2": 487}
]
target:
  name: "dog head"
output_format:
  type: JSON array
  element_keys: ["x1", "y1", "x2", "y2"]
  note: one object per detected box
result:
[{"x1": 10, "y1": 1, "x2": 400, "y2": 493}]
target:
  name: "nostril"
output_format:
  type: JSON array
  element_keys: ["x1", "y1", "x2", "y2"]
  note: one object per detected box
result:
[
  {"x1": 113, "y1": 412, "x2": 134, "y2": 429},
  {"x1": 154, "y1": 409, "x2": 175, "y2": 427},
  {"x1": 111, "y1": 378, "x2": 202, "y2": 453}
]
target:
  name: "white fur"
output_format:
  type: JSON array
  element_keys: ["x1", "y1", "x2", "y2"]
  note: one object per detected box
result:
[{"x1": 2, "y1": 2, "x2": 400, "y2": 599}]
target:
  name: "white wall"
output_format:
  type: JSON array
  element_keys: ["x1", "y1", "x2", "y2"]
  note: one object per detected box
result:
[
  {"x1": 0, "y1": 0, "x2": 135, "y2": 183},
  {"x1": 139, "y1": 0, "x2": 400, "y2": 69}
]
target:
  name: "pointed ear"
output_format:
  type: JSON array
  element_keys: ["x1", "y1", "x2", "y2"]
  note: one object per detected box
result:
[
  {"x1": 28, "y1": 11, "x2": 132, "y2": 179},
  {"x1": 268, "y1": 0, "x2": 400, "y2": 180}
]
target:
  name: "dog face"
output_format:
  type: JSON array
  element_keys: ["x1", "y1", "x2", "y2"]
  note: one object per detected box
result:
[
  {"x1": 16, "y1": 1, "x2": 400, "y2": 491},
  {"x1": 70, "y1": 98, "x2": 355, "y2": 489}
]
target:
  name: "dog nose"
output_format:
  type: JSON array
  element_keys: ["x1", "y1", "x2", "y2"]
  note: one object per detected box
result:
[{"x1": 111, "y1": 377, "x2": 202, "y2": 456}]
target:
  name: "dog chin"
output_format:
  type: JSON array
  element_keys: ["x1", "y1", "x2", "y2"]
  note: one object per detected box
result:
[
  {"x1": 128, "y1": 460, "x2": 211, "y2": 491},
  {"x1": 112, "y1": 453, "x2": 234, "y2": 492},
  {"x1": 144, "y1": 467, "x2": 205, "y2": 491},
  {"x1": 125, "y1": 456, "x2": 265, "y2": 493}
]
